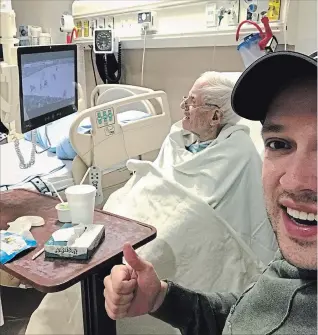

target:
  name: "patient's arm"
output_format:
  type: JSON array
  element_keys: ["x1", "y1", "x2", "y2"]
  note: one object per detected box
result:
[{"x1": 150, "y1": 280, "x2": 238, "y2": 335}]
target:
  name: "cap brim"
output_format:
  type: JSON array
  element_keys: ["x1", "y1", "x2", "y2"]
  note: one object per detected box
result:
[{"x1": 231, "y1": 51, "x2": 317, "y2": 122}]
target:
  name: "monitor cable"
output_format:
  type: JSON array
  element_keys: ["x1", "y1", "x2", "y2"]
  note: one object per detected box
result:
[
  {"x1": 141, "y1": 27, "x2": 147, "y2": 86},
  {"x1": 10, "y1": 123, "x2": 51, "y2": 169},
  {"x1": 34, "y1": 125, "x2": 51, "y2": 154},
  {"x1": 11, "y1": 127, "x2": 36, "y2": 169}
]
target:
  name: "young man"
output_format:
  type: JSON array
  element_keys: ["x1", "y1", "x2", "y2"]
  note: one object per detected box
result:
[{"x1": 103, "y1": 51, "x2": 317, "y2": 334}]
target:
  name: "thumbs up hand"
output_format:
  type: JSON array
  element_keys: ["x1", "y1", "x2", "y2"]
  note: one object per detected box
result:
[{"x1": 104, "y1": 243, "x2": 167, "y2": 320}]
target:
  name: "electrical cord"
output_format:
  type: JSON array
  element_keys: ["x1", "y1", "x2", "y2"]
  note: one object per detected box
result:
[
  {"x1": 90, "y1": 45, "x2": 99, "y2": 105},
  {"x1": 90, "y1": 45, "x2": 98, "y2": 86},
  {"x1": 141, "y1": 28, "x2": 147, "y2": 86},
  {"x1": 283, "y1": 0, "x2": 291, "y2": 51},
  {"x1": 212, "y1": 25, "x2": 220, "y2": 69},
  {"x1": 104, "y1": 41, "x2": 122, "y2": 84}
]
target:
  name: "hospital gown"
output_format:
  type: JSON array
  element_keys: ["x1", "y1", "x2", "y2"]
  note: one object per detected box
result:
[{"x1": 186, "y1": 139, "x2": 213, "y2": 153}]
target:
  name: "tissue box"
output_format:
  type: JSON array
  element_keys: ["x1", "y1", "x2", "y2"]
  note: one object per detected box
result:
[{"x1": 44, "y1": 223, "x2": 105, "y2": 260}]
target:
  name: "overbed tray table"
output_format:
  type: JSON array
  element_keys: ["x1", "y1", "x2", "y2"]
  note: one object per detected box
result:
[{"x1": 0, "y1": 189, "x2": 157, "y2": 335}]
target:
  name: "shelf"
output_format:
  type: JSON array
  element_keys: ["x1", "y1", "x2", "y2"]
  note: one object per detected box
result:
[
  {"x1": 75, "y1": 23, "x2": 285, "y2": 50},
  {"x1": 72, "y1": 0, "x2": 203, "y2": 19}
]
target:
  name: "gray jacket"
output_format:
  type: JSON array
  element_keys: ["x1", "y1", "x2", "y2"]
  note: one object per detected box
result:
[{"x1": 150, "y1": 252, "x2": 317, "y2": 335}]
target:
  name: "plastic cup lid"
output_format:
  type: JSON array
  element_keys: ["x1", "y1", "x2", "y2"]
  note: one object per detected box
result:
[
  {"x1": 65, "y1": 184, "x2": 96, "y2": 195},
  {"x1": 7, "y1": 220, "x2": 32, "y2": 233},
  {"x1": 8, "y1": 216, "x2": 45, "y2": 228},
  {"x1": 56, "y1": 202, "x2": 70, "y2": 210}
]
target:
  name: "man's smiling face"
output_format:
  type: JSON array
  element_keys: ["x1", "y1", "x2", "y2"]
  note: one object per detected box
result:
[{"x1": 262, "y1": 79, "x2": 317, "y2": 270}]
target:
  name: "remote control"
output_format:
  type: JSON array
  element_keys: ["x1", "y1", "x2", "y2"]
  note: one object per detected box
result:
[{"x1": 89, "y1": 166, "x2": 104, "y2": 205}]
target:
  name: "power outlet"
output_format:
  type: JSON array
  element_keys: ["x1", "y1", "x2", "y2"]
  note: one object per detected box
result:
[
  {"x1": 206, "y1": 3, "x2": 217, "y2": 28},
  {"x1": 227, "y1": 10, "x2": 237, "y2": 25},
  {"x1": 228, "y1": 0, "x2": 239, "y2": 25}
]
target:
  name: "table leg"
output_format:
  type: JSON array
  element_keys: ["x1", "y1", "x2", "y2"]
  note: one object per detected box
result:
[{"x1": 81, "y1": 256, "x2": 122, "y2": 335}]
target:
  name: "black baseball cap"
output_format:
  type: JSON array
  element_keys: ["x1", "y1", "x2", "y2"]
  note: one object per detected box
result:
[{"x1": 231, "y1": 51, "x2": 317, "y2": 123}]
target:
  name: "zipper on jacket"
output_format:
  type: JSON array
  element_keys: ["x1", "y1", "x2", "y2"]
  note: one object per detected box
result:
[
  {"x1": 225, "y1": 282, "x2": 256, "y2": 334},
  {"x1": 226, "y1": 305, "x2": 235, "y2": 335}
]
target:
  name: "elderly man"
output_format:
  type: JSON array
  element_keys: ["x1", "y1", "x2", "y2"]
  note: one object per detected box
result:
[
  {"x1": 179, "y1": 71, "x2": 241, "y2": 153},
  {"x1": 105, "y1": 71, "x2": 276, "y2": 265},
  {"x1": 104, "y1": 51, "x2": 317, "y2": 334}
]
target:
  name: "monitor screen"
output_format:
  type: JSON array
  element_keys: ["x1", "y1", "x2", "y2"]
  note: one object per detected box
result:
[{"x1": 17, "y1": 44, "x2": 78, "y2": 133}]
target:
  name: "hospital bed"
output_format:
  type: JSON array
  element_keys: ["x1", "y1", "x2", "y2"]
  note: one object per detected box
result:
[
  {"x1": 0, "y1": 84, "x2": 172, "y2": 204},
  {"x1": 72, "y1": 84, "x2": 171, "y2": 202},
  {"x1": 0, "y1": 69, "x2": 264, "y2": 201}
]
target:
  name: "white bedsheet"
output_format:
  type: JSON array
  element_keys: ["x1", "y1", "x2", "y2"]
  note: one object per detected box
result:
[{"x1": 26, "y1": 121, "x2": 277, "y2": 335}]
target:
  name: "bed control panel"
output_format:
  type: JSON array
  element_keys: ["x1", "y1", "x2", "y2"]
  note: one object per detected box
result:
[
  {"x1": 95, "y1": 108, "x2": 116, "y2": 137},
  {"x1": 89, "y1": 166, "x2": 104, "y2": 205},
  {"x1": 96, "y1": 108, "x2": 115, "y2": 128}
]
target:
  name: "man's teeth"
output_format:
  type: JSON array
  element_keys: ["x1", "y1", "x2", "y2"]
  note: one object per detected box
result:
[{"x1": 286, "y1": 207, "x2": 317, "y2": 221}]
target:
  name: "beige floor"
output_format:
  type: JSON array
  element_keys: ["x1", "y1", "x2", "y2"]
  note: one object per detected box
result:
[{"x1": 1, "y1": 286, "x2": 45, "y2": 335}]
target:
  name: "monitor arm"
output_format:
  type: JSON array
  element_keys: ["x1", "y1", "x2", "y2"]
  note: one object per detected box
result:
[
  {"x1": 0, "y1": 4, "x2": 20, "y2": 128},
  {"x1": 0, "y1": 7, "x2": 19, "y2": 64}
]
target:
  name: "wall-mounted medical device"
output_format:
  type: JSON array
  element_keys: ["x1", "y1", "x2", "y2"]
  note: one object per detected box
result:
[
  {"x1": 247, "y1": 4, "x2": 258, "y2": 21},
  {"x1": 137, "y1": 11, "x2": 157, "y2": 32},
  {"x1": 236, "y1": 15, "x2": 276, "y2": 68},
  {"x1": 93, "y1": 28, "x2": 122, "y2": 84},
  {"x1": 60, "y1": 13, "x2": 75, "y2": 33},
  {"x1": 93, "y1": 28, "x2": 119, "y2": 54},
  {"x1": 210, "y1": 1, "x2": 239, "y2": 27}
]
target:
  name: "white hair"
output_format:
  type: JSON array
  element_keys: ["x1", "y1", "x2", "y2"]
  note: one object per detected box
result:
[{"x1": 198, "y1": 71, "x2": 241, "y2": 126}]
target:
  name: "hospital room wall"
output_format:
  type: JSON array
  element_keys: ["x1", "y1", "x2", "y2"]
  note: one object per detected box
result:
[
  {"x1": 85, "y1": 46, "x2": 245, "y2": 123},
  {"x1": 12, "y1": 0, "x2": 73, "y2": 44},
  {"x1": 85, "y1": 44, "x2": 293, "y2": 123},
  {"x1": 11, "y1": 0, "x2": 317, "y2": 122},
  {"x1": 292, "y1": 0, "x2": 317, "y2": 55}
]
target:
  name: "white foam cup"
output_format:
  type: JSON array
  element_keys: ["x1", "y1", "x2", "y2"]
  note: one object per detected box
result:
[{"x1": 65, "y1": 185, "x2": 96, "y2": 225}]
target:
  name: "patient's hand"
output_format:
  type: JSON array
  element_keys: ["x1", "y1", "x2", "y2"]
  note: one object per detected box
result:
[{"x1": 104, "y1": 243, "x2": 167, "y2": 320}]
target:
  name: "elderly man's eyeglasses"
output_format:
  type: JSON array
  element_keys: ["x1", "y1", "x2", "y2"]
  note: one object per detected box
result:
[{"x1": 181, "y1": 96, "x2": 220, "y2": 112}]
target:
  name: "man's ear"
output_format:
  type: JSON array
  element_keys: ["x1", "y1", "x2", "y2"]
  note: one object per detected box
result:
[{"x1": 210, "y1": 110, "x2": 222, "y2": 126}]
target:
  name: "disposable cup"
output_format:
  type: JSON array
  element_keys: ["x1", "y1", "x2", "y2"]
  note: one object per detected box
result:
[
  {"x1": 55, "y1": 202, "x2": 71, "y2": 223},
  {"x1": 65, "y1": 185, "x2": 96, "y2": 225}
]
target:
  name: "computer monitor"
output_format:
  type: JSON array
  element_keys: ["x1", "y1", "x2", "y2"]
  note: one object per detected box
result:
[{"x1": 17, "y1": 44, "x2": 78, "y2": 133}]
